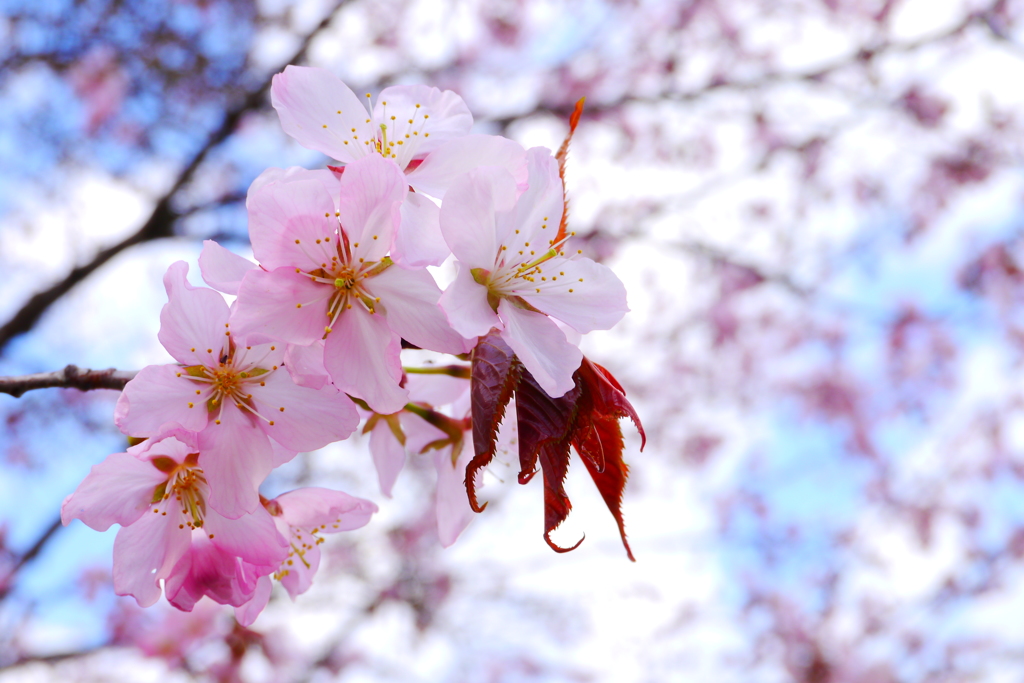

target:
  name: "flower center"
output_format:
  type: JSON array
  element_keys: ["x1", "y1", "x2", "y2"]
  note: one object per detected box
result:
[{"x1": 150, "y1": 455, "x2": 208, "y2": 530}]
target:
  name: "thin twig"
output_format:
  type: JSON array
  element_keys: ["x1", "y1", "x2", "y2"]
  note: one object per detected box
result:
[
  {"x1": 0, "y1": 365, "x2": 136, "y2": 398},
  {"x1": 0, "y1": 0, "x2": 350, "y2": 356}
]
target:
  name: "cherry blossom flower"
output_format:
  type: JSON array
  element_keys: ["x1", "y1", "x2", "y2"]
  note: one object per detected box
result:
[
  {"x1": 360, "y1": 373, "x2": 517, "y2": 546},
  {"x1": 231, "y1": 154, "x2": 468, "y2": 414},
  {"x1": 61, "y1": 426, "x2": 288, "y2": 609},
  {"x1": 233, "y1": 487, "x2": 377, "y2": 625},
  {"x1": 439, "y1": 147, "x2": 629, "y2": 396},
  {"x1": 115, "y1": 261, "x2": 359, "y2": 516},
  {"x1": 271, "y1": 65, "x2": 527, "y2": 266},
  {"x1": 361, "y1": 372, "x2": 469, "y2": 498}
]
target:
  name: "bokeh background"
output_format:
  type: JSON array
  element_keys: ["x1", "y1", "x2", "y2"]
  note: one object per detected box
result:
[{"x1": 3, "y1": 0, "x2": 1024, "y2": 680}]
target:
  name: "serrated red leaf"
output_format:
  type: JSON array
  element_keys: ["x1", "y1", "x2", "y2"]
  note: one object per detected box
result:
[
  {"x1": 571, "y1": 358, "x2": 643, "y2": 561},
  {"x1": 579, "y1": 359, "x2": 646, "y2": 451},
  {"x1": 514, "y1": 368, "x2": 582, "y2": 551},
  {"x1": 573, "y1": 409, "x2": 634, "y2": 561},
  {"x1": 466, "y1": 330, "x2": 521, "y2": 512},
  {"x1": 512, "y1": 357, "x2": 642, "y2": 560}
]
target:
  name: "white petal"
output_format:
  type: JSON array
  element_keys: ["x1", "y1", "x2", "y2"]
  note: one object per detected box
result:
[
  {"x1": 198, "y1": 407, "x2": 273, "y2": 519},
  {"x1": 516, "y1": 257, "x2": 628, "y2": 333},
  {"x1": 116, "y1": 364, "x2": 211, "y2": 437},
  {"x1": 232, "y1": 268, "x2": 333, "y2": 347},
  {"x1": 392, "y1": 191, "x2": 448, "y2": 268},
  {"x1": 159, "y1": 261, "x2": 230, "y2": 367},
  {"x1": 433, "y1": 445, "x2": 476, "y2": 547},
  {"x1": 368, "y1": 265, "x2": 470, "y2": 354},
  {"x1": 336, "y1": 154, "x2": 407, "y2": 264},
  {"x1": 375, "y1": 84, "x2": 473, "y2": 165},
  {"x1": 247, "y1": 173, "x2": 341, "y2": 272},
  {"x1": 369, "y1": 422, "x2": 407, "y2": 497},
  {"x1": 498, "y1": 300, "x2": 581, "y2": 398},
  {"x1": 271, "y1": 65, "x2": 376, "y2": 163},
  {"x1": 323, "y1": 305, "x2": 409, "y2": 414},
  {"x1": 406, "y1": 134, "x2": 527, "y2": 199},
  {"x1": 496, "y1": 147, "x2": 564, "y2": 255},
  {"x1": 439, "y1": 165, "x2": 519, "y2": 268},
  {"x1": 438, "y1": 261, "x2": 501, "y2": 339},
  {"x1": 198, "y1": 240, "x2": 257, "y2": 296}
]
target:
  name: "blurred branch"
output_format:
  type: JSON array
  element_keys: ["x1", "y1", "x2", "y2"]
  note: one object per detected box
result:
[
  {"x1": 0, "y1": 517, "x2": 63, "y2": 604},
  {"x1": 0, "y1": 643, "x2": 107, "y2": 672},
  {"x1": 490, "y1": 2, "x2": 1003, "y2": 129},
  {"x1": 0, "y1": 0, "x2": 350, "y2": 356},
  {"x1": 0, "y1": 365, "x2": 137, "y2": 398}
]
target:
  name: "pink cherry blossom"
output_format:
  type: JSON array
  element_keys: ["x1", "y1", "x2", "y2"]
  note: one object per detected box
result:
[
  {"x1": 361, "y1": 372, "x2": 470, "y2": 497},
  {"x1": 62, "y1": 426, "x2": 288, "y2": 609},
  {"x1": 164, "y1": 532, "x2": 272, "y2": 612},
  {"x1": 439, "y1": 147, "x2": 629, "y2": 397},
  {"x1": 116, "y1": 261, "x2": 359, "y2": 516},
  {"x1": 270, "y1": 65, "x2": 528, "y2": 266},
  {"x1": 360, "y1": 373, "x2": 510, "y2": 547},
  {"x1": 233, "y1": 488, "x2": 377, "y2": 625},
  {"x1": 232, "y1": 155, "x2": 469, "y2": 414}
]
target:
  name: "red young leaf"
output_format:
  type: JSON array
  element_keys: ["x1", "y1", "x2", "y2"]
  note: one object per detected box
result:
[
  {"x1": 569, "y1": 358, "x2": 645, "y2": 561},
  {"x1": 554, "y1": 97, "x2": 585, "y2": 243},
  {"x1": 466, "y1": 330, "x2": 521, "y2": 512},
  {"x1": 514, "y1": 368, "x2": 582, "y2": 552},
  {"x1": 508, "y1": 357, "x2": 643, "y2": 560}
]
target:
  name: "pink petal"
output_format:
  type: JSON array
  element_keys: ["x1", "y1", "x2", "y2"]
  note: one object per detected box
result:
[
  {"x1": 498, "y1": 147, "x2": 564, "y2": 250},
  {"x1": 252, "y1": 368, "x2": 359, "y2": 452},
  {"x1": 62, "y1": 451, "x2": 166, "y2": 531},
  {"x1": 235, "y1": 575, "x2": 273, "y2": 626},
  {"x1": 406, "y1": 373, "x2": 470, "y2": 407},
  {"x1": 198, "y1": 407, "x2": 273, "y2": 518},
  {"x1": 283, "y1": 341, "x2": 328, "y2": 390},
  {"x1": 205, "y1": 505, "x2": 288, "y2": 567},
  {"x1": 129, "y1": 426, "x2": 199, "y2": 458},
  {"x1": 517, "y1": 257, "x2": 629, "y2": 333},
  {"x1": 248, "y1": 166, "x2": 340, "y2": 210},
  {"x1": 198, "y1": 240, "x2": 257, "y2": 296},
  {"x1": 336, "y1": 154, "x2": 406, "y2": 264},
  {"x1": 498, "y1": 300, "x2": 581, "y2": 398},
  {"x1": 270, "y1": 440, "x2": 298, "y2": 468},
  {"x1": 406, "y1": 134, "x2": 527, "y2": 199},
  {"x1": 392, "y1": 191, "x2": 448, "y2": 268},
  {"x1": 324, "y1": 305, "x2": 408, "y2": 414},
  {"x1": 433, "y1": 445, "x2": 476, "y2": 547},
  {"x1": 278, "y1": 530, "x2": 320, "y2": 598},
  {"x1": 116, "y1": 364, "x2": 211, "y2": 437},
  {"x1": 439, "y1": 165, "x2": 519, "y2": 268},
  {"x1": 368, "y1": 265, "x2": 470, "y2": 354},
  {"x1": 271, "y1": 65, "x2": 376, "y2": 164},
  {"x1": 232, "y1": 268, "x2": 333, "y2": 346},
  {"x1": 159, "y1": 261, "x2": 230, "y2": 367},
  {"x1": 112, "y1": 507, "x2": 190, "y2": 608},
  {"x1": 374, "y1": 84, "x2": 473, "y2": 165},
  {"x1": 247, "y1": 174, "x2": 341, "y2": 272},
  {"x1": 438, "y1": 262, "x2": 500, "y2": 339},
  {"x1": 403, "y1": 412, "x2": 448, "y2": 455},
  {"x1": 165, "y1": 534, "x2": 265, "y2": 610},
  {"x1": 369, "y1": 421, "x2": 407, "y2": 497},
  {"x1": 277, "y1": 487, "x2": 378, "y2": 531}
]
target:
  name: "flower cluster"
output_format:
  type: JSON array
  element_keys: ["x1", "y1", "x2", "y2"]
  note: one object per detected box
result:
[{"x1": 63, "y1": 66, "x2": 634, "y2": 622}]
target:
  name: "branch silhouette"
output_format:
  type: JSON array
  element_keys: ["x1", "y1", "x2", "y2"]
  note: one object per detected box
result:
[{"x1": 0, "y1": 0, "x2": 351, "y2": 356}]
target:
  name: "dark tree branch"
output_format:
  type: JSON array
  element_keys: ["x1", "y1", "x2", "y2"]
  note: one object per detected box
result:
[
  {"x1": 0, "y1": 0, "x2": 350, "y2": 356},
  {"x1": 0, "y1": 517, "x2": 63, "y2": 604},
  {"x1": 0, "y1": 365, "x2": 136, "y2": 398}
]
